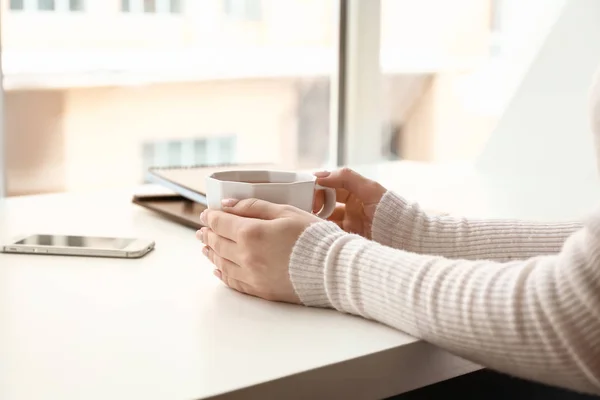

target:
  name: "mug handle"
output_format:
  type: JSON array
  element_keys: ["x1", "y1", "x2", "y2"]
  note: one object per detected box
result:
[{"x1": 315, "y1": 184, "x2": 336, "y2": 219}]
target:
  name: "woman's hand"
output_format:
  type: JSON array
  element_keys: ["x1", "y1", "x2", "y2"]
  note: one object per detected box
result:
[
  {"x1": 197, "y1": 199, "x2": 321, "y2": 304},
  {"x1": 313, "y1": 168, "x2": 387, "y2": 239}
]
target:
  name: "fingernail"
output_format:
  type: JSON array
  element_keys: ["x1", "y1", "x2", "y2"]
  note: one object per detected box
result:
[
  {"x1": 200, "y1": 210, "x2": 207, "y2": 224},
  {"x1": 197, "y1": 228, "x2": 206, "y2": 243},
  {"x1": 314, "y1": 171, "x2": 330, "y2": 178},
  {"x1": 202, "y1": 246, "x2": 209, "y2": 257},
  {"x1": 213, "y1": 269, "x2": 222, "y2": 279},
  {"x1": 221, "y1": 198, "x2": 239, "y2": 208},
  {"x1": 195, "y1": 229, "x2": 203, "y2": 241}
]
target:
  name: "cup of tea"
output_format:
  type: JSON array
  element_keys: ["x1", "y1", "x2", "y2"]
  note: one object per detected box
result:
[{"x1": 205, "y1": 170, "x2": 336, "y2": 218}]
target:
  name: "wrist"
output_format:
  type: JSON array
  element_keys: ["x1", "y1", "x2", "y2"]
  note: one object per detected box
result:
[
  {"x1": 289, "y1": 221, "x2": 347, "y2": 308},
  {"x1": 371, "y1": 191, "x2": 420, "y2": 250}
]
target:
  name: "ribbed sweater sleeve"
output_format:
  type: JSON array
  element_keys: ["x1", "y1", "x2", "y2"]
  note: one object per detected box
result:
[{"x1": 371, "y1": 191, "x2": 582, "y2": 261}]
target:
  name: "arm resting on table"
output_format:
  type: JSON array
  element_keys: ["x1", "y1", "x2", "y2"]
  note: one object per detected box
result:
[{"x1": 290, "y1": 215, "x2": 600, "y2": 395}]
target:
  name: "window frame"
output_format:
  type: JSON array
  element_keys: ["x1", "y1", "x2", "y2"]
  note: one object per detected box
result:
[
  {"x1": 0, "y1": 5, "x2": 5, "y2": 198},
  {"x1": 331, "y1": 0, "x2": 382, "y2": 166},
  {"x1": 489, "y1": 0, "x2": 506, "y2": 57}
]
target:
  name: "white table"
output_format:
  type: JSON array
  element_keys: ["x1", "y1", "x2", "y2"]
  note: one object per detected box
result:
[{"x1": 2, "y1": 161, "x2": 596, "y2": 400}]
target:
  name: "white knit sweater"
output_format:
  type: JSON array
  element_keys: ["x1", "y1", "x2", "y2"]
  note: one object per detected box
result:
[{"x1": 289, "y1": 72, "x2": 600, "y2": 395}]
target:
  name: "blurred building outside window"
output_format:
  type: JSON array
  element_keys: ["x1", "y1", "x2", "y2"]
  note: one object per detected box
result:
[{"x1": 0, "y1": 0, "x2": 552, "y2": 196}]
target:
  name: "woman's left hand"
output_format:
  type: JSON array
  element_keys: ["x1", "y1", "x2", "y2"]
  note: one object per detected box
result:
[{"x1": 197, "y1": 199, "x2": 321, "y2": 304}]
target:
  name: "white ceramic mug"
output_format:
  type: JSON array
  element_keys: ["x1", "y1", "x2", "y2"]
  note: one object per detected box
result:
[{"x1": 206, "y1": 170, "x2": 336, "y2": 218}]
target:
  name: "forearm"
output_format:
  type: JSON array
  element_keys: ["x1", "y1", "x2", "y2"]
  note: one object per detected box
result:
[
  {"x1": 290, "y1": 221, "x2": 600, "y2": 395},
  {"x1": 372, "y1": 191, "x2": 582, "y2": 261}
]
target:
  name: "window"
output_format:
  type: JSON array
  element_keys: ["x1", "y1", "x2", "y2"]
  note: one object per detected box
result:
[
  {"x1": 143, "y1": 0, "x2": 155, "y2": 13},
  {"x1": 69, "y1": 0, "x2": 83, "y2": 11},
  {"x1": 169, "y1": 0, "x2": 181, "y2": 14},
  {"x1": 11, "y1": 0, "x2": 84, "y2": 12},
  {"x1": 142, "y1": 137, "x2": 237, "y2": 180},
  {"x1": 490, "y1": 0, "x2": 503, "y2": 33},
  {"x1": 1, "y1": 0, "x2": 338, "y2": 195},
  {"x1": 0, "y1": 0, "x2": 316, "y2": 194},
  {"x1": 1, "y1": 0, "x2": 580, "y2": 197},
  {"x1": 223, "y1": 0, "x2": 261, "y2": 21},
  {"x1": 120, "y1": 0, "x2": 181, "y2": 15},
  {"x1": 9, "y1": 0, "x2": 24, "y2": 10},
  {"x1": 37, "y1": 0, "x2": 55, "y2": 11},
  {"x1": 370, "y1": 0, "x2": 551, "y2": 165},
  {"x1": 488, "y1": 0, "x2": 504, "y2": 56}
]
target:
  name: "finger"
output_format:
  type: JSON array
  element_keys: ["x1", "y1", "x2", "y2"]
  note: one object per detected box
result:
[
  {"x1": 200, "y1": 210, "x2": 247, "y2": 242},
  {"x1": 202, "y1": 228, "x2": 241, "y2": 264},
  {"x1": 314, "y1": 188, "x2": 351, "y2": 210},
  {"x1": 219, "y1": 270, "x2": 259, "y2": 298},
  {"x1": 316, "y1": 171, "x2": 352, "y2": 204},
  {"x1": 335, "y1": 188, "x2": 351, "y2": 204},
  {"x1": 326, "y1": 206, "x2": 345, "y2": 230},
  {"x1": 315, "y1": 189, "x2": 353, "y2": 214},
  {"x1": 221, "y1": 198, "x2": 286, "y2": 220},
  {"x1": 313, "y1": 190, "x2": 325, "y2": 213},
  {"x1": 329, "y1": 205, "x2": 345, "y2": 222},
  {"x1": 202, "y1": 245, "x2": 244, "y2": 280},
  {"x1": 316, "y1": 168, "x2": 381, "y2": 201}
]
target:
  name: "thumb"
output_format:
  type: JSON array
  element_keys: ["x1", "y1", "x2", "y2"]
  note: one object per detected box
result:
[
  {"x1": 221, "y1": 198, "x2": 284, "y2": 220},
  {"x1": 315, "y1": 168, "x2": 384, "y2": 202}
]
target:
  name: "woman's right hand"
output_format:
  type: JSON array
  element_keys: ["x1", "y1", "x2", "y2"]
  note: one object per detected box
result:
[{"x1": 313, "y1": 168, "x2": 387, "y2": 239}]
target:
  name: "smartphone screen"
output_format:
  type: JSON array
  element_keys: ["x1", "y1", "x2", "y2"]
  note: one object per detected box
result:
[{"x1": 15, "y1": 235, "x2": 135, "y2": 250}]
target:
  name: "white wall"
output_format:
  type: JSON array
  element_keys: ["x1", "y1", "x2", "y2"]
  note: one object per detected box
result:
[
  {"x1": 463, "y1": 0, "x2": 566, "y2": 116},
  {"x1": 5, "y1": 90, "x2": 66, "y2": 196},
  {"x1": 476, "y1": 0, "x2": 600, "y2": 220}
]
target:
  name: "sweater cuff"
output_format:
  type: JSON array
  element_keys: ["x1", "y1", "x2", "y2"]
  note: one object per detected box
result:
[
  {"x1": 371, "y1": 191, "x2": 415, "y2": 249},
  {"x1": 289, "y1": 221, "x2": 346, "y2": 308}
]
